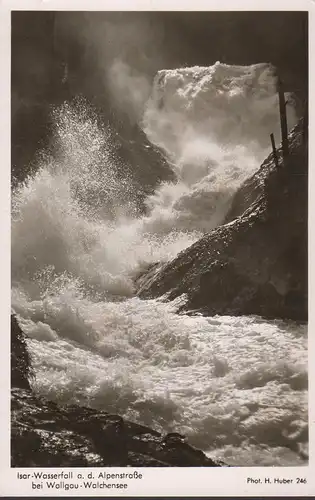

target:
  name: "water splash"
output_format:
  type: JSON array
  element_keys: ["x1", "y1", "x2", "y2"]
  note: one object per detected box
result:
[{"x1": 11, "y1": 63, "x2": 305, "y2": 465}]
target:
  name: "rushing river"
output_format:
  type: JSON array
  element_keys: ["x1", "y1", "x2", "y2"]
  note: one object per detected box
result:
[{"x1": 11, "y1": 62, "x2": 307, "y2": 466}]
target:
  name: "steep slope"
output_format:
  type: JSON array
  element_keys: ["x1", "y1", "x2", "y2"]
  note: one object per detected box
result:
[{"x1": 138, "y1": 120, "x2": 307, "y2": 322}]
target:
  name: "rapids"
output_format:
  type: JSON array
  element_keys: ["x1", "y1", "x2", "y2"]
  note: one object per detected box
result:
[{"x1": 11, "y1": 62, "x2": 307, "y2": 466}]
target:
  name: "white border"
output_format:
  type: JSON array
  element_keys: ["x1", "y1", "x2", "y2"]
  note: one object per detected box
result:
[
  {"x1": 1, "y1": 0, "x2": 314, "y2": 496},
  {"x1": 0, "y1": 0, "x2": 312, "y2": 10}
]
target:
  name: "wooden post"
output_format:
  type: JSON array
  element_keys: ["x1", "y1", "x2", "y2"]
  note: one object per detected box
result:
[
  {"x1": 277, "y1": 77, "x2": 289, "y2": 166},
  {"x1": 270, "y1": 133, "x2": 279, "y2": 168}
]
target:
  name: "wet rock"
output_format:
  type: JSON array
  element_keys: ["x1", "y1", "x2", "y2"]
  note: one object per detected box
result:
[
  {"x1": 163, "y1": 432, "x2": 187, "y2": 444},
  {"x1": 11, "y1": 315, "x2": 222, "y2": 467},
  {"x1": 11, "y1": 315, "x2": 33, "y2": 391},
  {"x1": 138, "y1": 120, "x2": 307, "y2": 322}
]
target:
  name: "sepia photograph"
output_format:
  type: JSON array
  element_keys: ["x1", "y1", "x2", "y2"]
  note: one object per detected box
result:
[{"x1": 10, "y1": 9, "x2": 308, "y2": 474}]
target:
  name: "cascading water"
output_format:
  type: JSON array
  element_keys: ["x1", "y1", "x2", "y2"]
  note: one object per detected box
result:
[{"x1": 11, "y1": 62, "x2": 307, "y2": 466}]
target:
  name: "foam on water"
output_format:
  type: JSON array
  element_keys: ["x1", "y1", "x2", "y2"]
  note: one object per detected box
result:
[
  {"x1": 13, "y1": 288, "x2": 307, "y2": 466},
  {"x1": 11, "y1": 62, "x2": 306, "y2": 465}
]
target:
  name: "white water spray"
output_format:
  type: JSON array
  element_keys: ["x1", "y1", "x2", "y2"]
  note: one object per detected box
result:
[{"x1": 12, "y1": 63, "x2": 306, "y2": 465}]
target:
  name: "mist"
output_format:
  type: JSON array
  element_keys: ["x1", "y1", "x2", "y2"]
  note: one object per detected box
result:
[{"x1": 54, "y1": 12, "x2": 173, "y2": 123}]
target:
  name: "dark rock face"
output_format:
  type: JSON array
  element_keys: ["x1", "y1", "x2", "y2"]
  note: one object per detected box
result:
[
  {"x1": 11, "y1": 315, "x2": 221, "y2": 467},
  {"x1": 11, "y1": 315, "x2": 33, "y2": 391},
  {"x1": 138, "y1": 121, "x2": 307, "y2": 322}
]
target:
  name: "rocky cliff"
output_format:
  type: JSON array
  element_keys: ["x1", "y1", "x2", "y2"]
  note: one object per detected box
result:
[
  {"x1": 11, "y1": 315, "x2": 222, "y2": 467},
  {"x1": 137, "y1": 120, "x2": 307, "y2": 322}
]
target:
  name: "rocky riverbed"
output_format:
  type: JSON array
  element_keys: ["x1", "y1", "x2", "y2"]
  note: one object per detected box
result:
[{"x1": 11, "y1": 315, "x2": 222, "y2": 467}]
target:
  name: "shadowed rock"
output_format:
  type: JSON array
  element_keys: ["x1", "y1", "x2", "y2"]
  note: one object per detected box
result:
[
  {"x1": 137, "y1": 120, "x2": 307, "y2": 322},
  {"x1": 11, "y1": 315, "x2": 33, "y2": 391},
  {"x1": 11, "y1": 315, "x2": 222, "y2": 467}
]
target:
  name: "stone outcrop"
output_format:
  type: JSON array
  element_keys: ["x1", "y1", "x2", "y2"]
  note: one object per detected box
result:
[
  {"x1": 11, "y1": 315, "x2": 222, "y2": 467},
  {"x1": 137, "y1": 120, "x2": 307, "y2": 322}
]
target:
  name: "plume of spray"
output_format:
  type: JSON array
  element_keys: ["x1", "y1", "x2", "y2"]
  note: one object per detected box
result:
[
  {"x1": 11, "y1": 94, "x2": 199, "y2": 305},
  {"x1": 108, "y1": 59, "x2": 152, "y2": 123}
]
